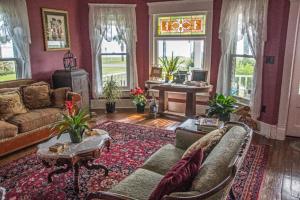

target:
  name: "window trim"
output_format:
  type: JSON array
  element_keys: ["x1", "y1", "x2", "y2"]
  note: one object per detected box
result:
[{"x1": 149, "y1": 3, "x2": 213, "y2": 82}]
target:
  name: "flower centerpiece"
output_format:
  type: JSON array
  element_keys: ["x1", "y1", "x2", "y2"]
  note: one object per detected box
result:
[
  {"x1": 130, "y1": 87, "x2": 147, "y2": 113},
  {"x1": 51, "y1": 101, "x2": 90, "y2": 143}
]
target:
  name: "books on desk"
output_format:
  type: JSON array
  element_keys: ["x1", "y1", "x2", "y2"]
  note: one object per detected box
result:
[{"x1": 196, "y1": 118, "x2": 224, "y2": 133}]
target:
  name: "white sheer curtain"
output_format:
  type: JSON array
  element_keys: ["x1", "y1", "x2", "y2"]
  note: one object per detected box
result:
[
  {"x1": 89, "y1": 4, "x2": 138, "y2": 98},
  {"x1": 0, "y1": 0, "x2": 31, "y2": 79},
  {"x1": 217, "y1": 0, "x2": 268, "y2": 119}
]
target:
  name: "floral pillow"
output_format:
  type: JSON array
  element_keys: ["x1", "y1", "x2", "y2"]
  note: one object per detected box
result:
[
  {"x1": 182, "y1": 126, "x2": 229, "y2": 159},
  {"x1": 0, "y1": 91, "x2": 27, "y2": 120},
  {"x1": 21, "y1": 82, "x2": 51, "y2": 109}
]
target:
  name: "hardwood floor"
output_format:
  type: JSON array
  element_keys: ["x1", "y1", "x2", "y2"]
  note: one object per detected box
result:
[{"x1": 1, "y1": 109, "x2": 300, "y2": 200}]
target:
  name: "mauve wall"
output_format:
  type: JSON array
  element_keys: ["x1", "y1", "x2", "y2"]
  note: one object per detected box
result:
[
  {"x1": 77, "y1": 0, "x2": 149, "y2": 87},
  {"x1": 25, "y1": 0, "x2": 289, "y2": 125},
  {"x1": 26, "y1": 0, "x2": 82, "y2": 82},
  {"x1": 260, "y1": 0, "x2": 290, "y2": 124}
]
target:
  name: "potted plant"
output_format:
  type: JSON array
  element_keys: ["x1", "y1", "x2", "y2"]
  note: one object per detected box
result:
[
  {"x1": 159, "y1": 53, "x2": 183, "y2": 83},
  {"x1": 207, "y1": 94, "x2": 237, "y2": 122},
  {"x1": 103, "y1": 76, "x2": 121, "y2": 113},
  {"x1": 52, "y1": 101, "x2": 90, "y2": 143},
  {"x1": 130, "y1": 87, "x2": 147, "y2": 113}
]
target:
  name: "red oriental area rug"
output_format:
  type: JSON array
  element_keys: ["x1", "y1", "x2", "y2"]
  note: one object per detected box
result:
[{"x1": 0, "y1": 121, "x2": 268, "y2": 200}]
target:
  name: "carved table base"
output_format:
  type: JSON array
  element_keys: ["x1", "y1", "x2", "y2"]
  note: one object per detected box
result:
[{"x1": 41, "y1": 141, "x2": 110, "y2": 193}]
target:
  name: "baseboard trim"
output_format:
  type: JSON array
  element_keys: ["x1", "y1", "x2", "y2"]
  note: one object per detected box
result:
[{"x1": 259, "y1": 122, "x2": 286, "y2": 140}]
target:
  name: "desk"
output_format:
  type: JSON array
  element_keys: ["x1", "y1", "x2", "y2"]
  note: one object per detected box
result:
[{"x1": 152, "y1": 84, "x2": 211, "y2": 118}]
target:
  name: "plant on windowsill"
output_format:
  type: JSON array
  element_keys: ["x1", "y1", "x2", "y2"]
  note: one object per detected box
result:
[
  {"x1": 159, "y1": 53, "x2": 184, "y2": 83},
  {"x1": 130, "y1": 87, "x2": 147, "y2": 113},
  {"x1": 103, "y1": 76, "x2": 121, "y2": 113},
  {"x1": 51, "y1": 101, "x2": 90, "y2": 143},
  {"x1": 206, "y1": 94, "x2": 237, "y2": 122}
]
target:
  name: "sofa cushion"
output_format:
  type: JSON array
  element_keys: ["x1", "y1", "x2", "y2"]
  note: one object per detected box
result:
[
  {"x1": 51, "y1": 87, "x2": 71, "y2": 108},
  {"x1": 21, "y1": 82, "x2": 51, "y2": 109},
  {"x1": 109, "y1": 168, "x2": 163, "y2": 200},
  {"x1": 0, "y1": 121, "x2": 18, "y2": 140},
  {"x1": 142, "y1": 144, "x2": 185, "y2": 175},
  {"x1": 191, "y1": 126, "x2": 247, "y2": 193},
  {"x1": 0, "y1": 91, "x2": 27, "y2": 120},
  {"x1": 149, "y1": 148, "x2": 204, "y2": 200},
  {"x1": 7, "y1": 108, "x2": 63, "y2": 133},
  {"x1": 182, "y1": 126, "x2": 229, "y2": 159}
]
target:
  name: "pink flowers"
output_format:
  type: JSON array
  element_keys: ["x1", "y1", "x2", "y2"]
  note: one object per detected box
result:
[
  {"x1": 65, "y1": 101, "x2": 74, "y2": 116},
  {"x1": 130, "y1": 87, "x2": 144, "y2": 96},
  {"x1": 130, "y1": 87, "x2": 147, "y2": 106}
]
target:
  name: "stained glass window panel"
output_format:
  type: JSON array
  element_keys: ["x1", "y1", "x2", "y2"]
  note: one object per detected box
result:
[{"x1": 157, "y1": 15, "x2": 206, "y2": 36}]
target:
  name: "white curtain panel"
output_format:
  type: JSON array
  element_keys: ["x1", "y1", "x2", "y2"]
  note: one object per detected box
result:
[
  {"x1": 217, "y1": 0, "x2": 268, "y2": 119},
  {"x1": 88, "y1": 4, "x2": 138, "y2": 98},
  {"x1": 0, "y1": 0, "x2": 31, "y2": 79}
]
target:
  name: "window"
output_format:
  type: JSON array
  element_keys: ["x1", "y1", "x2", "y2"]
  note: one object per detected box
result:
[
  {"x1": 229, "y1": 15, "x2": 256, "y2": 102},
  {"x1": 154, "y1": 13, "x2": 208, "y2": 72},
  {"x1": 100, "y1": 25, "x2": 129, "y2": 89},
  {"x1": 0, "y1": 19, "x2": 17, "y2": 82}
]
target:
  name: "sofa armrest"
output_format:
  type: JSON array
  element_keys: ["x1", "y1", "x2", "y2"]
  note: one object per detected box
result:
[
  {"x1": 86, "y1": 191, "x2": 138, "y2": 200},
  {"x1": 175, "y1": 128, "x2": 204, "y2": 150}
]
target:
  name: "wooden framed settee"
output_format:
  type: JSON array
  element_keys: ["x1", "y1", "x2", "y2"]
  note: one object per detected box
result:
[
  {"x1": 0, "y1": 79, "x2": 81, "y2": 157},
  {"x1": 87, "y1": 122, "x2": 253, "y2": 200}
]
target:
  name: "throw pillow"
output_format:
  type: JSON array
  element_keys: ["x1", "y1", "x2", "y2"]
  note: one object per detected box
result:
[
  {"x1": 51, "y1": 87, "x2": 71, "y2": 108},
  {"x1": 0, "y1": 91, "x2": 27, "y2": 120},
  {"x1": 148, "y1": 148, "x2": 204, "y2": 200},
  {"x1": 182, "y1": 126, "x2": 229, "y2": 159},
  {"x1": 21, "y1": 82, "x2": 51, "y2": 109}
]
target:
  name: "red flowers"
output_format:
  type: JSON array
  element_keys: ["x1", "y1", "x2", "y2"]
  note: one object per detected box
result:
[
  {"x1": 65, "y1": 101, "x2": 74, "y2": 115},
  {"x1": 130, "y1": 87, "x2": 144, "y2": 96}
]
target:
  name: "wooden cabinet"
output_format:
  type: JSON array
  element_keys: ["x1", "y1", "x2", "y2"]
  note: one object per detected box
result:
[{"x1": 52, "y1": 69, "x2": 90, "y2": 108}]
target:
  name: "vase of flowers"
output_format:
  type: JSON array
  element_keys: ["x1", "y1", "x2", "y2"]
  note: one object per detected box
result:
[
  {"x1": 130, "y1": 87, "x2": 147, "y2": 113},
  {"x1": 52, "y1": 101, "x2": 90, "y2": 143}
]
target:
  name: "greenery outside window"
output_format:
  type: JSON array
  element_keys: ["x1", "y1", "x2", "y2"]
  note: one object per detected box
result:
[
  {"x1": 229, "y1": 15, "x2": 256, "y2": 103},
  {"x1": 0, "y1": 34, "x2": 18, "y2": 82},
  {"x1": 100, "y1": 25, "x2": 129, "y2": 89}
]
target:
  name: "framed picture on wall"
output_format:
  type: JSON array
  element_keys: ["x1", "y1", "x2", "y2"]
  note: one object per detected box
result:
[{"x1": 42, "y1": 8, "x2": 71, "y2": 51}]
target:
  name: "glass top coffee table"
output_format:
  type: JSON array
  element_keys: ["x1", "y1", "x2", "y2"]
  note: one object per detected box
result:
[{"x1": 37, "y1": 129, "x2": 111, "y2": 193}]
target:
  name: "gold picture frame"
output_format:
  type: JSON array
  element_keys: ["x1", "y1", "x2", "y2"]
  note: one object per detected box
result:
[{"x1": 42, "y1": 8, "x2": 71, "y2": 51}]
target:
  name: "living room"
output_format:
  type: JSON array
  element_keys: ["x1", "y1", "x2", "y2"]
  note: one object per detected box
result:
[{"x1": 0, "y1": 0, "x2": 299, "y2": 199}]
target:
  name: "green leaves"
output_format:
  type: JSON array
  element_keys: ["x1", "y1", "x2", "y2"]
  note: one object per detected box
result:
[
  {"x1": 103, "y1": 76, "x2": 121, "y2": 103},
  {"x1": 159, "y1": 53, "x2": 184, "y2": 77},
  {"x1": 52, "y1": 109, "x2": 90, "y2": 139},
  {"x1": 207, "y1": 94, "x2": 237, "y2": 121}
]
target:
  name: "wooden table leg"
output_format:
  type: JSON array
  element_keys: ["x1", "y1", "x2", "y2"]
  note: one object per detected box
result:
[
  {"x1": 82, "y1": 160, "x2": 109, "y2": 176},
  {"x1": 73, "y1": 163, "x2": 80, "y2": 193},
  {"x1": 186, "y1": 92, "x2": 196, "y2": 117},
  {"x1": 158, "y1": 90, "x2": 166, "y2": 114}
]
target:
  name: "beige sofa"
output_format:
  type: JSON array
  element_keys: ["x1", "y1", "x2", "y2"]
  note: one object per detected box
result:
[
  {"x1": 87, "y1": 122, "x2": 252, "y2": 200},
  {"x1": 0, "y1": 79, "x2": 81, "y2": 157}
]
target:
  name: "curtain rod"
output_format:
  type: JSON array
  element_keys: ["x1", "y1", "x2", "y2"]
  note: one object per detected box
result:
[{"x1": 88, "y1": 3, "x2": 136, "y2": 8}]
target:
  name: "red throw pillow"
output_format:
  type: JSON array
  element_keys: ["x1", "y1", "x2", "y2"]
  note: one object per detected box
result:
[{"x1": 149, "y1": 148, "x2": 204, "y2": 200}]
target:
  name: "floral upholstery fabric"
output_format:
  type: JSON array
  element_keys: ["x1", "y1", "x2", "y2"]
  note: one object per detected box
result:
[
  {"x1": 0, "y1": 121, "x2": 18, "y2": 140},
  {"x1": 142, "y1": 144, "x2": 185, "y2": 175},
  {"x1": 109, "y1": 168, "x2": 163, "y2": 200},
  {"x1": 182, "y1": 126, "x2": 229, "y2": 158},
  {"x1": 21, "y1": 82, "x2": 51, "y2": 109},
  {"x1": 191, "y1": 126, "x2": 247, "y2": 193},
  {"x1": 0, "y1": 91, "x2": 27, "y2": 120},
  {"x1": 7, "y1": 108, "x2": 63, "y2": 133},
  {"x1": 51, "y1": 87, "x2": 71, "y2": 108}
]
